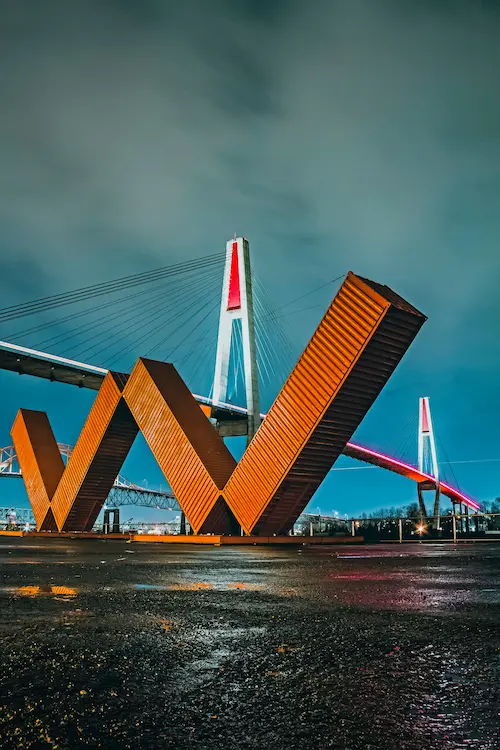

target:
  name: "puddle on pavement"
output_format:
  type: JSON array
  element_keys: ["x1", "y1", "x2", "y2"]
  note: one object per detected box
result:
[
  {"x1": 133, "y1": 581, "x2": 264, "y2": 592},
  {"x1": 11, "y1": 585, "x2": 78, "y2": 598}
]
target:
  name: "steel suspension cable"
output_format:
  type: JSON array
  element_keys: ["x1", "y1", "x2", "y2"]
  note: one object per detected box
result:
[
  {"x1": 145, "y1": 290, "x2": 221, "y2": 360},
  {"x1": 175, "y1": 310, "x2": 223, "y2": 372},
  {"x1": 253, "y1": 290, "x2": 297, "y2": 382},
  {"x1": 94, "y1": 281, "x2": 221, "y2": 368},
  {"x1": 15, "y1": 269, "x2": 220, "y2": 346},
  {"x1": 0, "y1": 253, "x2": 224, "y2": 323},
  {"x1": 6, "y1": 279, "x2": 176, "y2": 342},
  {"x1": 185, "y1": 338, "x2": 217, "y2": 391},
  {"x1": 268, "y1": 273, "x2": 346, "y2": 316},
  {"x1": 43, "y1": 266, "x2": 221, "y2": 355},
  {"x1": 254, "y1": 325, "x2": 275, "y2": 387},
  {"x1": 253, "y1": 277, "x2": 301, "y2": 366},
  {"x1": 255, "y1": 304, "x2": 290, "y2": 384}
]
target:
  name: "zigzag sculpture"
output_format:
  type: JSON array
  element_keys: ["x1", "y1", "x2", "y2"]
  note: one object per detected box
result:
[{"x1": 11, "y1": 273, "x2": 426, "y2": 534}]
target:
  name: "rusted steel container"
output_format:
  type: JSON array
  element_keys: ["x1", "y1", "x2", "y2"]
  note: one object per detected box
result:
[
  {"x1": 223, "y1": 272, "x2": 426, "y2": 535},
  {"x1": 123, "y1": 358, "x2": 238, "y2": 534},
  {"x1": 11, "y1": 409, "x2": 64, "y2": 531},
  {"x1": 53, "y1": 371, "x2": 138, "y2": 532}
]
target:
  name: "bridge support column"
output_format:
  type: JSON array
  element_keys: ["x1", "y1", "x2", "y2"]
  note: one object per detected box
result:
[
  {"x1": 103, "y1": 508, "x2": 120, "y2": 534},
  {"x1": 212, "y1": 237, "x2": 260, "y2": 445},
  {"x1": 180, "y1": 511, "x2": 186, "y2": 535},
  {"x1": 112, "y1": 509, "x2": 120, "y2": 534},
  {"x1": 417, "y1": 483, "x2": 427, "y2": 518},
  {"x1": 417, "y1": 397, "x2": 440, "y2": 523}
]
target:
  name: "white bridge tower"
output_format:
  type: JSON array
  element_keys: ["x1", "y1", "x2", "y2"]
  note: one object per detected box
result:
[
  {"x1": 212, "y1": 237, "x2": 260, "y2": 444},
  {"x1": 417, "y1": 396, "x2": 440, "y2": 518}
]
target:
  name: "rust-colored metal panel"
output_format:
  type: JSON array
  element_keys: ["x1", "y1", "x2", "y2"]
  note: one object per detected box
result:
[
  {"x1": 123, "y1": 358, "x2": 238, "y2": 534},
  {"x1": 11, "y1": 409, "x2": 64, "y2": 531},
  {"x1": 199, "y1": 404, "x2": 212, "y2": 418},
  {"x1": 52, "y1": 371, "x2": 138, "y2": 532},
  {"x1": 12, "y1": 273, "x2": 425, "y2": 537},
  {"x1": 223, "y1": 272, "x2": 426, "y2": 535}
]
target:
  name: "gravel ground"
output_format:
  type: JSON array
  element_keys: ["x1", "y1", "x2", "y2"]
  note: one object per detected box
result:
[{"x1": 0, "y1": 538, "x2": 499, "y2": 749}]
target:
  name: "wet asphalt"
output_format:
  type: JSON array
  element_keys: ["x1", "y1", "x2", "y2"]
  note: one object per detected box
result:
[{"x1": 0, "y1": 538, "x2": 499, "y2": 750}]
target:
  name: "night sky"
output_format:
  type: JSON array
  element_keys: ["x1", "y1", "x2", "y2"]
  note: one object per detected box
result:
[{"x1": 1, "y1": 0, "x2": 500, "y2": 517}]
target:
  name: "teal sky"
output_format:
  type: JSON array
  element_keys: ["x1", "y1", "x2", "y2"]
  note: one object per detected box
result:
[{"x1": 1, "y1": 0, "x2": 500, "y2": 519}]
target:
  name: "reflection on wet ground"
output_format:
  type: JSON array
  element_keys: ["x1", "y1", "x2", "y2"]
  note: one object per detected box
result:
[{"x1": 0, "y1": 539, "x2": 499, "y2": 749}]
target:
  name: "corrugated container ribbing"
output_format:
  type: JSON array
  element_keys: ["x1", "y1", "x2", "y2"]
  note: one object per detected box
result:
[
  {"x1": 254, "y1": 303, "x2": 425, "y2": 534},
  {"x1": 11, "y1": 409, "x2": 64, "y2": 531},
  {"x1": 123, "y1": 359, "x2": 237, "y2": 533},
  {"x1": 224, "y1": 272, "x2": 426, "y2": 535},
  {"x1": 55, "y1": 372, "x2": 138, "y2": 532}
]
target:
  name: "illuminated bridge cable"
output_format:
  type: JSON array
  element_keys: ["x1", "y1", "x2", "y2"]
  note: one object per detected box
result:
[
  {"x1": 31, "y1": 265, "x2": 220, "y2": 351},
  {"x1": 172, "y1": 306, "x2": 219, "y2": 393},
  {"x1": 391, "y1": 413, "x2": 418, "y2": 466},
  {"x1": 105, "y1": 286, "x2": 221, "y2": 370},
  {"x1": 8, "y1": 261, "x2": 222, "y2": 343},
  {"x1": 253, "y1": 276, "x2": 301, "y2": 367},
  {"x1": 435, "y1": 430, "x2": 462, "y2": 491},
  {"x1": 7, "y1": 261, "x2": 216, "y2": 340},
  {"x1": 270, "y1": 303, "x2": 326, "y2": 321},
  {"x1": 176, "y1": 327, "x2": 215, "y2": 371},
  {"x1": 258, "y1": 304, "x2": 291, "y2": 384},
  {"x1": 254, "y1": 325, "x2": 274, "y2": 387},
  {"x1": 0, "y1": 253, "x2": 224, "y2": 319},
  {"x1": 176, "y1": 304, "x2": 221, "y2": 373},
  {"x1": 79, "y1": 292, "x2": 194, "y2": 365},
  {"x1": 186, "y1": 338, "x2": 217, "y2": 392},
  {"x1": 152, "y1": 298, "x2": 218, "y2": 378},
  {"x1": 165, "y1": 294, "x2": 221, "y2": 365},
  {"x1": 268, "y1": 273, "x2": 346, "y2": 316},
  {"x1": 232, "y1": 321, "x2": 245, "y2": 404},
  {"x1": 255, "y1": 320, "x2": 282, "y2": 388},
  {"x1": 6, "y1": 280, "x2": 173, "y2": 342},
  {"x1": 253, "y1": 289, "x2": 298, "y2": 387},
  {"x1": 37, "y1": 282, "x2": 181, "y2": 352},
  {"x1": 91, "y1": 278, "x2": 221, "y2": 368},
  {"x1": 0, "y1": 253, "x2": 224, "y2": 323},
  {"x1": 63, "y1": 290, "x2": 184, "y2": 360},
  {"x1": 253, "y1": 288, "x2": 294, "y2": 373},
  {"x1": 145, "y1": 289, "x2": 221, "y2": 359},
  {"x1": 45, "y1": 266, "x2": 221, "y2": 358}
]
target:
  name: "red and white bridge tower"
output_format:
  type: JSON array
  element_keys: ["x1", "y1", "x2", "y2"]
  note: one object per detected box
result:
[
  {"x1": 212, "y1": 237, "x2": 260, "y2": 444},
  {"x1": 417, "y1": 396, "x2": 440, "y2": 518}
]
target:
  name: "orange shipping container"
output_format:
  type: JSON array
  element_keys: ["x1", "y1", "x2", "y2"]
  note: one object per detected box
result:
[
  {"x1": 53, "y1": 371, "x2": 138, "y2": 532},
  {"x1": 223, "y1": 272, "x2": 426, "y2": 535},
  {"x1": 11, "y1": 409, "x2": 64, "y2": 531},
  {"x1": 123, "y1": 358, "x2": 238, "y2": 534}
]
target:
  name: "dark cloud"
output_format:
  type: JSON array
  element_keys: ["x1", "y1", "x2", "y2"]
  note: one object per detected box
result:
[
  {"x1": 1, "y1": 1, "x2": 497, "y2": 300},
  {"x1": 1, "y1": 0, "x2": 500, "y2": 511}
]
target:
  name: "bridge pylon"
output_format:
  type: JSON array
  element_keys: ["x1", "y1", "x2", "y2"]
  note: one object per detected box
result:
[
  {"x1": 212, "y1": 237, "x2": 260, "y2": 444},
  {"x1": 417, "y1": 396, "x2": 440, "y2": 519}
]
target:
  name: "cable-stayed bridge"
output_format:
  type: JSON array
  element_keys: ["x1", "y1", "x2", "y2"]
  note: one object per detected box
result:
[{"x1": 0, "y1": 238, "x2": 479, "y2": 531}]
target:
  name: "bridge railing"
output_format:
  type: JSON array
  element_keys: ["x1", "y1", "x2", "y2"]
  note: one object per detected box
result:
[
  {"x1": 102, "y1": 512, "x2": 500, "y2": 539},
  {"x1": 2, "y1": 508, "x2": 500, "y2": 540},
  {"x1": 296, "y1": 513, "x2": 500, "y2": 542}
]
